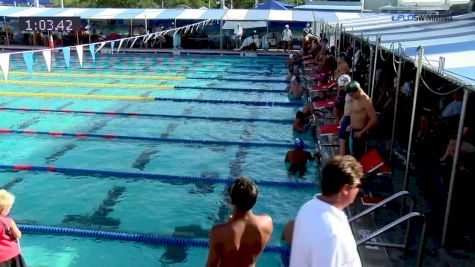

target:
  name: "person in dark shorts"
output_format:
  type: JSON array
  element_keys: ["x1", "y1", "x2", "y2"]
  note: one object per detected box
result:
[
  {"x1": 285, "y1": 138, "x2": 316, "y2": 176},
  {"x1": 335, "y1": 74, "x2": 352, "y2": 155},
  {"x1": 347, "y1": 81, "x2": 378, "y2": 159}
]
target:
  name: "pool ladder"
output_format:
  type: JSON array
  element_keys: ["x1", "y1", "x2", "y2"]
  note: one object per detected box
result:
[{"x1": 348, "y1": 191, "x2": 427, "y2": 267}]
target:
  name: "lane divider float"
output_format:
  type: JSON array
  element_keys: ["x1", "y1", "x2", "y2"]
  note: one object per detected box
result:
[
  {"x1": 18, "y1": 224, "x2": 289, "y2": 254},
  {"x1": 0, "y1": 164, "x2": 315, "y2": 189},
  {"x1": 0, "y1": 107, "x2": 294, "y2": 124},
  {"x1": 0, "y1": 92, "x2": 302, "y2": 106},
  {"x1": 0, "y1": 128, "x2": 306, "y2": 149}
]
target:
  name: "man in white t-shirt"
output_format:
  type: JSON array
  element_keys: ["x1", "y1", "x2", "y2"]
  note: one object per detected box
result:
[
  {"x1": 282, "y1": 24, "x2": 292, "y2": 52},
  {"x1": 290, "y1": 155, "x2": 363, "y2": 267},
  {"x1": 233, "y1": 24, "x2": 243, "y2": 49}
]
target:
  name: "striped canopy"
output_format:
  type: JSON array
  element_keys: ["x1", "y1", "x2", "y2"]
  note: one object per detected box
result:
[
  {"x1": 0, "y1": 6, "x2": 373, "y2": 22},
  {"x1": 338, "y1": 12, "x2": 475, "y2": 88}
]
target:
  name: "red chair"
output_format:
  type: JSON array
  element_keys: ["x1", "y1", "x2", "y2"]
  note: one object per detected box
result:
[
  {"x1": 319, "y1": 123, "x2": 340, "y2": 136},
  {"x1": 359, "y1": 149, "x2": 392, "y2": 176},
  {"x1": 358, "y1": 149, "x2": 393, "y2": 205}
]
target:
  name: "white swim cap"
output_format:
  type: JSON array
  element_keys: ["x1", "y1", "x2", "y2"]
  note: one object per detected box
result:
[
  {"x1": 285, "y1": 24, "x2": 289, "y2": 28},
  {"x1": 337, "y1": 74, "x2": 351, "y2": 87}
]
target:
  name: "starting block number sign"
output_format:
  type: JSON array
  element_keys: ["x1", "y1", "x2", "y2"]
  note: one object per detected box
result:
[{"x1": 173, "y1": 51, "x2": 181, "y2": 56}]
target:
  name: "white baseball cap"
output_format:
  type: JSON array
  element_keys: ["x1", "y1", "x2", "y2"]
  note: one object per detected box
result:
[{"x1": 337, "y1": 74, "x2": 351, "y2": 87}]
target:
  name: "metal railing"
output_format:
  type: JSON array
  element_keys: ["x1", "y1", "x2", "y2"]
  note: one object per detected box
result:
[
  {"x1": 349, "y1": 191, "x2": 426, "y2": 267},
  {"x1": 349, "y1": 191, "x2": 412, "y2": 223},
  {"x1": 356, "y1": 212, "x2": 427, "y2": 267}
]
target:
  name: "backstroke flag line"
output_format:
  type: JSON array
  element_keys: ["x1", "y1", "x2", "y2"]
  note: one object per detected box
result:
[{"x1": 0, "y1": 19, "x2": 213, "y2": 81}]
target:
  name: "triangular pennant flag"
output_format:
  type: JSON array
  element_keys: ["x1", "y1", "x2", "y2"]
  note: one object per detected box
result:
[
  {"x1": 62, "y1": 47, "x2": 71, "y2": 68},
  {"x1": 144, "y1": 34, "x2": 153, "y2": 43},
  {"x1": 22, "y1": 51, "x2": 34, "y2": 73},
  {"x1": 110, "y1": 41, "x2": 115, "y2": 55},
  {"x1": 76, "y1": 45, "x2": 84, "y2": 67},
  {"x1": 96, "y1": 42, "x2": 106, "y2": 53},
  {"x1": 130, "y1": 37, "x2": 138, "y2": 48},
  {"x1": 117, "y1": 39, "x2": 124, "y2": 53},
  {"x1": 42, "y1": 50, "x2": 52, "y2": 73},
  {"x1": 0, "y1": 53, "x2": 10, "y2": 81},
  {"x1": 89, "y1": 43, "x2": 96, "y2": 63}
]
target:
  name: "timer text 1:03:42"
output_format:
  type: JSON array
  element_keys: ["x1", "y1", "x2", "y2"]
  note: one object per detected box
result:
[{"x1": 19, "y1": 17, "x2": 81, "y2": 32}]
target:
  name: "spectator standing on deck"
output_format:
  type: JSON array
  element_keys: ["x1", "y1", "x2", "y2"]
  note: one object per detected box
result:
[
  {"x1": 282, "y1": 25, "x2": 292, "y2": 52},
  {"x1": 290, "y1": 156, "x2": 363, "y2": 267},
  {"x1": 207, "y1": 177, "x2": 273, "y2": 267},
  {"x1": 233, "y1": 24, "x2": 243, "y2": 49},
  {"x1": 347, "y1": 81, "x2": 378, "y2": 159}
]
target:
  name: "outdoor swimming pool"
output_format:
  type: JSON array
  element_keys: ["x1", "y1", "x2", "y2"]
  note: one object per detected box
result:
[{"x1": 0, "y1": 52, "x2": 318, "y2": 266}]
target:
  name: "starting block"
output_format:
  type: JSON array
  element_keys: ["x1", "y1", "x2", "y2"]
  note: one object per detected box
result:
[
  {"x1": 312, "y1": 99, "x2": 335, "y2": 110},
  {"x1": 319, "y1": 123, "x2": 340, "y2": 136},
  {"x1": 359, "y1": 149, "x2": 392, "y2": 175}
]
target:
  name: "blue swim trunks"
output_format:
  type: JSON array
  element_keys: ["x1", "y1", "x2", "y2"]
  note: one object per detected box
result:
[{"x1": 338, "y1": 116, "x2": 351, "y2": 139}]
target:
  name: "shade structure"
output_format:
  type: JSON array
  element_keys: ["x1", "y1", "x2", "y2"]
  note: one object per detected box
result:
[
  {"x1": 339, "y1": 12, "x2": 475, "y2": 88},
  {"x1": 0, "y1": 7, "x2": 372, "y2": 23},
  {"x1": 255, "y1": 0, "x2": 295, "y2": 10}
]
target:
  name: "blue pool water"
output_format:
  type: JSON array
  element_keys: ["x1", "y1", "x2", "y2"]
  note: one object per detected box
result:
[{"x1": 1, "y1": 52, "x2": 319, "y2": 266}]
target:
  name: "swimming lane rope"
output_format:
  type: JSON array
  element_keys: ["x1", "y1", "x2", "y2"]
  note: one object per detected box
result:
[
  {"x1": 9, "y1": 71, "x2": 187, "y2": 80},
  {"x1": 0, "y1": 128, "x2": 305, "y2": 149},
  {"x1": 18, "y1": 224, "x2": 289, "y2": 255},
  {"x1": 0, "y1": 107, "x2": 294, "y2": 124},
  {"x1": 13, "y1": 65, "x2": 284, "y2": 76},
  {"x1": 2, "y1": 79, "x2": 285, "y2": 93},
  {"x1": 0, "y1": 164, "x2": 314, "y2": 189},
  {"x1": 0, "y1": 80, "x2": 173, "y2": 89},
  {"x1": 0, "y1": 92, "x2": 301, "y2": 107},
  {"x1": 8, "y1": 71, "x2": 287, "y2": 84}
]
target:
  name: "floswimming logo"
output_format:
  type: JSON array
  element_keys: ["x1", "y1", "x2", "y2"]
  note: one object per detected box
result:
[{"x1": 391, "y1": 14, "x2": 453, "y2": 22}]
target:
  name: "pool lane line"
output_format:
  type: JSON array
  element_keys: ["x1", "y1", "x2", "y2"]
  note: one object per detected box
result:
[
  {"x1": 12, "y1": 65, "x2": 285, "y2": 76},
  {"x1": 8, "y1": 71, "x2": 288, "y2": 83},
  {"x1": 0, "y1": 107, "x2": 294, "y2": 124},
  {"x1": 9, "y1": 58, "x2": 277, "y2": 70},
  {"x1": 0, "y1": 128, "x2": 306, "y2": 149},
  {"x1": 9, "y1": 71, "x2": 187, "y2": 80},
  {"x1": 2, "y1": 80, "x2": 285, "y2": 93},
  {"x1": 18, "y1": 224, "x2": 289, "y2": 255},
  {"x1": 2, "y1": 164, "x2": 314, "y2": 189},
  {"x1": 0, "y1": 91, "x2": 156, "y2": 101},
  {"x1": 0, "y1": 80, "x2": 174, "y2": 89},
  {"x1": 62, "y1": 186, "x2": 125, "y2": 227},
  {"x1": 0, "y1": 92, "x2": 301, "y2": 107}
]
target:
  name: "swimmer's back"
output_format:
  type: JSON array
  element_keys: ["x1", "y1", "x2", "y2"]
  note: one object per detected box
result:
[{"x1": 208, "y1": 214, "x2": 273, "y2": 267}]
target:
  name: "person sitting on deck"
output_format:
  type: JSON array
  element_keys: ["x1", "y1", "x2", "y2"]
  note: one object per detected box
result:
[
  {"x1": 285, "y1": 138, "x2": 316, "y2": 176},
  {"x1": 206, "y1": 177, "x2": 273, "y2": 267}
]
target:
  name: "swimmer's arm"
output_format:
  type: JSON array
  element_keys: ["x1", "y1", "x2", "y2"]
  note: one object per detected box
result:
[
  {"x1": 285, "y1": 152, "x2": 290, "y2": 162},
  {"x1": 206, "y1": 226, "x2": 221, "y2": 267},
  {"x1": 10, "y1": 220, "x2": 21, "y2": 239}
]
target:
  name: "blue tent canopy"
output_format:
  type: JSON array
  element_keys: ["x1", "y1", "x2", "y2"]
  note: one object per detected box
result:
[{"x1": 255, "y1": 0, "x2": 295, "y2": 10}]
